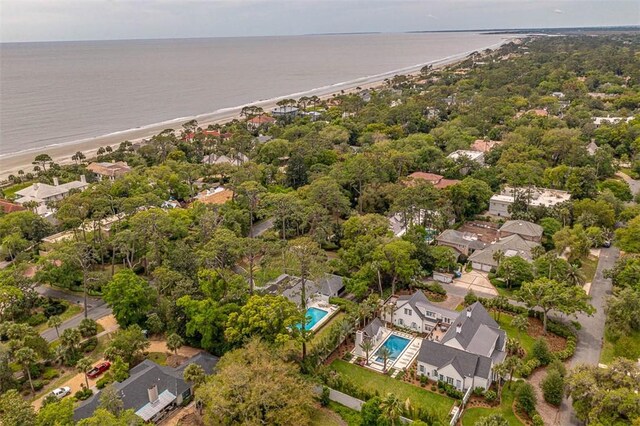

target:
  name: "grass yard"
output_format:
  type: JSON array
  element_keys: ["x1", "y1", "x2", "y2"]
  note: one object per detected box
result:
[
  {"x1": 2, "y1": 181, "x2": 32, "y2": 200},
  {"x1": 329, "y1": 360, "x2": 454, "y2": 417},
  {"x1": 461, "y1": 382, "x2": 524, "y2": 426},
  {"x1": 35, "y1": 302, "x2": 84, "y2": 332},
  {"x1": 310, "y1": 405, "x2": 345, "y2": 426},
  {"x1": 496, "y1": 314, "x2": 536, "y2": 358},
  {"x1": 580, "y1": 256, "x2": 598, "y2": 284},
  {"x1": 309, "y1": 312, "x2": 345, "y2": 349},
  {"x1": 146, "y1": 352, "x2": 168, "y2": 366},
  {"x1": 327, "y1": 401, "x2": 361, "y2": 426},
  {"x1": 600, "y1": 329, "x2": 640, "y2": 365}
]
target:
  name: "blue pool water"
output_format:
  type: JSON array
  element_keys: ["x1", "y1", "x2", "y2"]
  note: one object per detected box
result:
[
  {"x1": 303, "y1": 307, "x2": 329, "y2": 331},
  {"x1": 375, "y1": 335, "x2": 411, "y2": 362}
]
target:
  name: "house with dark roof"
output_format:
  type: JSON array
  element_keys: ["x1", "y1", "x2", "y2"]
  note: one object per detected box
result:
[
  {"x1": 384, "y1": 291, "x2": 456, "y2": 334},
  {"x1": 74, "y1": 353, "x2": 218, "y2": 423},
  {"x1": 436, "y1": 229, "x2": 486, "y2": 256},
  {"x1": 498, "y1": 220, "x2": 543, "y2": 243},
  {"x1": 416, "y1": 302, "x2": 506, "y2": 391},
  {"x1": 468, "y1": 234, "x2": 540, "y2": 272},
  {"x1": 262, "y1": 273, "x2": 345, "y2": 306}
]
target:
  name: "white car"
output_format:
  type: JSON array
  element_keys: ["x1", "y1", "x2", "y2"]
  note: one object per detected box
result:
[{"x1": 51, "y1": 386, "x2": 71, "y2": 399}]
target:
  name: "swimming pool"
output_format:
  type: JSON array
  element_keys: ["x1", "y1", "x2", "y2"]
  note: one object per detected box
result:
[
  {"x1": 374, "y1": 334, "x2": 411, "y2": 363},
  {"x1": 303, "y1": 307, "x2": 329, "y2": 331}
]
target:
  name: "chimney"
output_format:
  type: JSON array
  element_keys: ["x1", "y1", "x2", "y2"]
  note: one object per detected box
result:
[
  {"x1": 147, "y1": 384, "x2": 159, "y2": 403},
  {"x1": 53, "y1": 177, "x2": 59, "y2": 186},
  {"x1": 466, "y1": 308, "x2": 472, "y2": 318},
  {"x1": 80, "y1": 175, "x2": 86, "y2": 184},
  {"x1": 456, "y1": 323, "x2": 462, "y2": 334},
  {"x1": 33, "y1": 183, "x2": 39, "y2": 190}
]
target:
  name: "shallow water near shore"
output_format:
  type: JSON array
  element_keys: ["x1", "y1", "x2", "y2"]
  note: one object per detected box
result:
[{"x1": 0, "y1": 32, "x2": 506, "y2": 158}]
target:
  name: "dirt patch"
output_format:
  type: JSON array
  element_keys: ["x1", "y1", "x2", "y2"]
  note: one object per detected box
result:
[
  {"x1": 96, "y1": 314, "x2": 118, "y2": 333},
  {"x1": 166, "y1": 354, "x2": 189, "y2": 368},
  {"x1": 526, "y1": 318, "x2": 567, "y2": 353}
]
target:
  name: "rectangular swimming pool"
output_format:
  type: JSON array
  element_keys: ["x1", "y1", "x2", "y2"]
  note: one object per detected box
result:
[
  {"x1": 374, "y1": 334, "x2": 411, "y2": 363},
  {"x1": 303, "y1": 307, "x2": 329, "y2": 331}
]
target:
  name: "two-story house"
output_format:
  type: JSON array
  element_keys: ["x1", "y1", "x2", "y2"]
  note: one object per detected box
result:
[{"x1": 384, "y1": 291, "x2": 456, "y2": 334}]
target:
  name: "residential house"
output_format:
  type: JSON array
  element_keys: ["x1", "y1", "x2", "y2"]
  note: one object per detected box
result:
[
  {"x1": 74, "y1": 353, "x2": 218, "y2": 423},
  {"x1": 193, "y1": 187, "x2": 234, "y2": 205},
  {"x1": 15, "y1": 176, "x2": 88, "y2": 217},
  {"x1": 86, "y1": 161, "x2": 131, "y2": 181},
  {"x1": 389, "y1": 209, "x2": 452, "y2": 238},
  {"x1": 416, "y1": 302, "x2": 506, "y2": 391},
  {"x1": 383, "y1": 291, "x2": 456, "y2": 334},
  {"x1": 447, "y1": 150, "x2": 485, "y2": 165},
  {"x1": 202, "y1": 153, "x2": 249, "y2": 166},
  {"x1": 498, "y1": 220, "x2": 543, "y2": 243},
  {"x1": 436, "y1": 229, "x2": 486, "y2": 257},
  {"x1": 354, "y1": 317, "x2": 385, "y2": 357},
  {"x1": 470, "y1": 139, "x2": 502, "y2": 153},
  {"x1": 405, "y1": 172, "x2": 460, "y2": 190},
  {"x1": 263, "y1": 273, "x2": 345, "y2": 306},
  {"x1": 247, "y1": 115, "x2": 277, "y2": 130},
  {"x1": 592, "y1": 116, "x2": 634, "y2": 127},
  {"x1": 272, "y1": 106, "x2": 299, "y2": 119},
  {"x1": 586, "y1": 140, "x2": 599, "y2": 156},
  {"x1": 0, "y1": 199, "x2": 25, "y2": 214},
  {"x1": 489, "y1": 187, "x2": 571, "y2": 217},
  {"x1": 468, "y1": 234, "x2": 540, "y2": 272}
]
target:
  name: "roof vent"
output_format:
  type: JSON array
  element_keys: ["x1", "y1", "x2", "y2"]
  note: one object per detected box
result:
[
  {"x1": 466, "y1": 308, "x2": 472, "y2": 318},
  {"x1": 456, "y1": 323, "x2": 462, "y2": 334}
]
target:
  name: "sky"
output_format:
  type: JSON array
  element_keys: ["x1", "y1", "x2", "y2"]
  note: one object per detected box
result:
[{"x1": 1, "y1": 0, "x2": 639, "y2": 43}]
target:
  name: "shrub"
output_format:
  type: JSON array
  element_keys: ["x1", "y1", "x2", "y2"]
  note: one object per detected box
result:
[
  {"x1": 531, "y1": 339, "x2": 552, "y2": 365},
  {"x1": 424, "y1": 282, "x2": 446, "y2": 295},
  {"x1": 81, "y1": 337, "x2": 98, "y2": 353},
  {"x1": 532, "y1": 414, "x2": 544, "y2": 426},
  {"x1": 464, "y1": 291, "x2": 478, "y2": 305},
  {"x1": 96, "y1": 373, "x2": 113, "y2": 390},
  {"x1": 473, "y1": 387, "x2": 485, "y2": 396},
  {"x1": 31, "y1": 380, "x2": 44, "y2": 391},
  {"x1": 542, "y1": 369, "x2": 564, "y2": 406},
  {"x1": 419, "y1": 375, "x2": 428, "y2": 386},
  {"x1": 547, "y1": 359, "x2": 567, "y2": 377},
  {"x1": 484, "y1": 390, "x2": 497, "y2": 402},
  {"x1": 27, "y1": 313, "x2": 47, "y2": 327},
  {"x1": 555, "y1": 335, "x2": 577, "y2": 360},
  {"x1": 517, "y1": 358, "x2": 541, "y2": 378},
  {"x1": 515, "y1": 383, "x2": 537, "y2": 416},
  {"x1": 78, "y1": 318, "x2": 98, "y2": 338},
  {"x1": 319, "y1": 386, "x2": 330, "y2": 407},
  {"x1": 42, "y1": 367, "x2": 60, "y2": 381},
  {"x1": 43, "y1": 299, "x2": 66, "y2": 317},
  {"x1": 74, "y1": 388, "x2": 93, "y2": 401}
]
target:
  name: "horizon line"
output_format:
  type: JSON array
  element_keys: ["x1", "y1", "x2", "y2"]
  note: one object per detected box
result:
[{"x1": 2, "y1": 24, "x2": 639, "y2": 45}]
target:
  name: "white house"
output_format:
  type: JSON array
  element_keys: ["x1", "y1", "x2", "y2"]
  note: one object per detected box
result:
[
  {"x1": 447, "y1": 150, "x2": 485, "y2": 165},
  {"x1": 489, "y1": 187, "x2": 571, "y2": 217},
  {"x1": 383, "y1": 291, "x2": 456, "y2": 334},
  {"x1": 15, "y1": 176, "x2": 88, "y2": 217},
  {"x1": 416, "y1": 302, "x2": 506, "y2": 391}
]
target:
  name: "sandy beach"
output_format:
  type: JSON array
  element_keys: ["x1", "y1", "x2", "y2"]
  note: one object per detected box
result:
[{"x1": 0, "y1": 38, "x2": 512, "y2": 180}]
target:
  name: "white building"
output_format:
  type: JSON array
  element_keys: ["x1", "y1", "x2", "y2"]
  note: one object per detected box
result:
[
  {"x1": 447, "y1": 150, "x2": 485, "y2": 165},
  {"x1": 383, "y1": 291, "x2": 456, "y2": 334},
  {"x1": 489, "y1": 187, "x2": 571, "y2": 217},
  {"x1": 592, "y1": 116, "x2": 634, "y2": 127},
  {"x1": 15, "y1": 176, "x2": 88, "y2": 217},
  {"x1": 416, "y1": 302, "x2": 506, "y2": 391}
]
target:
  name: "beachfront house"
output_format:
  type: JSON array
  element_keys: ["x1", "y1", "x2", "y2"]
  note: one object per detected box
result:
[
  {"x1": 86, "y1": 161, "x2": 131, "y2": 181},
  {"x1": 416, "y1": 302, "x2": 506, "y2": 391},
  {"x1": 247, "y1": 115, "x2": 277, "y2": 130},
  {"x1": 272, "y1": 106, "x2": 299, "y2": 122},
  {"x1": 15, "y1": 176, "x2": 88, "y2": 217},
  {"x1": 74, "y1": 353, "x2": 218, "y2": 423}
]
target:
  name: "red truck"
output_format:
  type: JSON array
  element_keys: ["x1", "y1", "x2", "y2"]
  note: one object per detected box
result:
[{"x1": 86, "y1": 361, "x2": 111, "y2": 379}]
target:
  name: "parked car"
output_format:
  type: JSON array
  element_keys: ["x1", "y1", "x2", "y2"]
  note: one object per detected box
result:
[
  {"x1": 51, "y1": 386, "x2": 71, "y2": 399},
  {"x1": 86, "y1": 361, "x2": 111, "y2": 379}
]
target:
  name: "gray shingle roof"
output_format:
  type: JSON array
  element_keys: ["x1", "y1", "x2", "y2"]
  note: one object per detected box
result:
[
  {"x1": 15, "y1": 180, "x2": 88, "y2": 202},
  {"x1": 417, "y1": 339, "x2": 493, "y2": 379},
  {"x1": 396, "y1": 291, "x2": 457, "y2": 321},
  {"x1": 441, "y1": 302, "x2": 505, "y2": 357},
  {"x1": 437, "y1": 229, "x2": 487, "y2": 252},
  {"x1": 263, "y1": 273, "x2": 344, "y2": 305},
  {"x1": 74, "y1": 353, "x2": 218, "y2": 421},
  {"x1": 363, "y1": 318, "x2": 384, "y2": 338},
  {"x1": 468, "y1": 234, "x2": 539, "y2": 267},
  {"x1": 499, "y1": 220, "x2": 543, "y2": 238}
]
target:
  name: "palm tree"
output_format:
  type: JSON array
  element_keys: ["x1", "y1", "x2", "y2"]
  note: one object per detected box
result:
[
  {"x1": 511, "y1": 315, "x2": 528, "y2": 339},
  {"x1": 47, "y1": 316, "x2": 62, "y2": 338},
  {"x1": 360, "y1": 340, "x2": 374, "y2": 365},
  {"x1": 503, "y1": 356, "x2": 522, "y2": 389},
  {"x1": 565, "y1": 264, "x2": 586, "y2": 287},
  {"x1": 379, "y1": 346, "x2": 392, "y2": 373},
  {"x1": 492, "y1": 249, "x2": 505, "y2": 268},
  {"x1": 380, "y1": 393, "x2": 403, "y2": 425},
  {"x1": 339, "y1": 320, "x2": 353, "y2": 345},
  {"x1": 506, "y1": 338, "x2": 523, "y2": 357},
  {"x1": 492, "y1": 362, "x2": 509, "y2": 398},
  {"x1": 76, "y1": 357, "x2": 93, "y2": 389},
  {"x1": 14, "y1": 347, "x2": 37, "y2": 394},
  {"x1": 166, "y1": 333, "x2": 184, "y2": 356},
  {"x1": 183, "y1": 363, "x2": 206, "y2": 388}
]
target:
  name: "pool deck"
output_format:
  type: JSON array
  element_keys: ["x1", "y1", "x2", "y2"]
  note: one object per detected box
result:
[
  {"x1": 307, "y1": 299, "x2": 339, "y2": 332},
  {"x1": 357, "y1": 328, "x2": 423, "y2": 373}
]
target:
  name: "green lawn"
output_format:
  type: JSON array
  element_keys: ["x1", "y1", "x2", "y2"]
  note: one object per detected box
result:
[
  {"x1": 310, "y1": 312, "x2": 345, "y2": 349},
  {"x1": 2, "y1": 181, "x2": 32, "y2": 200},
  {"x1": 496, "y1": 314, "x2": 536, "y2": 359},
  {"x1": 461, "y1": 382, "x2": 524, "y2": 426},
  {"x1": 327, "y1": 401, "x2": 361, "y2": 426},
  {"x1": 146, "y1": 352, "x2": 168, "y2": 366},
  {"x1": 580, "y1": 256, "x2": 598, "y2": 284},
  {"x1": 310, "y1": 405, "x2": 344, "y2": 426},
  {"x1": 35, "y1": 302, "x2": 84, "y2": 332},
  {"x1": 329, "y1": 360, "x2": 454, "y2": 416},
  {"x1": 600, "y1": 329, "x2": 640, "y2": 365}
]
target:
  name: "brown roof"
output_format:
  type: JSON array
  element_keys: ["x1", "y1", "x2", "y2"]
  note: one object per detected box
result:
[
  {"x1": 195, "y1": 189, "x2": 233, "y2": 205},
  {"x1": 0, "y1": 199, "x2": 26, "y2": 214},
  {"x1": 86, "y1": 162, "x2": 131, "y2": 177},
  {"x1": 471, "y1": 139, "x2": 502, "y2": 153},
  {"x1": 248, "y1": 115, "x2": 276, "y2": 124},
  {"x1": 405, "y1": 172, "x2": 460, "y2": 189}
]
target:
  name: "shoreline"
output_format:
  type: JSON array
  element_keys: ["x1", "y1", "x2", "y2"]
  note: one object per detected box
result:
[{"x1": 0, "y1": 37, "x2": 514, "y2": 180}]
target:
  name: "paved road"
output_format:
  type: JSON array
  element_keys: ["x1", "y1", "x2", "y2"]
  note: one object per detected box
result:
[
  {"x1": 36, "y1": 285, "x2": 112, "y2": 342},
  {"x1": 616, "y1": 171, "x2": 640, "y2": 196},
  {"x1": 253, "y1": 217, "x2": 274, "y2": 237}
]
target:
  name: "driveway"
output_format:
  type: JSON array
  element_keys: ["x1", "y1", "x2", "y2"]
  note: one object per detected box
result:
[
  {"x1": 449, "y1": 270, "x2": 498, "y2": 296},
  {"x1": 555, "y1": 246, "x2": 619, "y2": 425},
  {"x1": 616, "y1": 171, "x2": 640, "y2": 196}
]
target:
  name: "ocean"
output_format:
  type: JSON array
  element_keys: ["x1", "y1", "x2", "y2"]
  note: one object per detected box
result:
[{"x1": 0, "y1": 32, "x2": 507, "y2": 158}]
